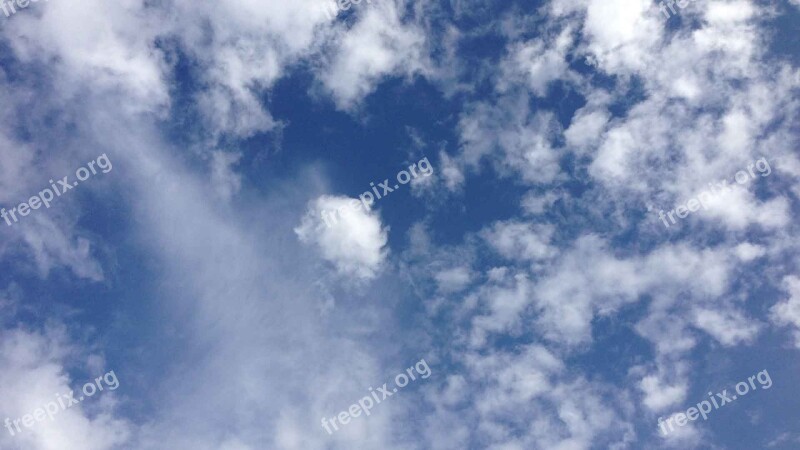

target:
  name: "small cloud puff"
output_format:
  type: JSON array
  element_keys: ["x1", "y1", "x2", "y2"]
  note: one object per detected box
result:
[{"x1": 294, "y1": 195, "x2": 388, "y2": 280}]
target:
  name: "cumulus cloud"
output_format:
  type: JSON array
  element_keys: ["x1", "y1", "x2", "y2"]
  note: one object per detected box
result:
[
  {"x1": 520, "y1": 191, "x2": 559, "y2": 216},
  {"x1": 317, "y1": 0, "x2": 429, "y2": 110},
  {"x1": 436, "y1": 345, "x2": 634, "y2": 450},
  {"x1": 770, "y1": 275, "x2": 800, "y2": 348},
  {"x1": 564, "y1": 108, "x2": 610, "y2": 151},
  {"x1": 295, "y1": 195, "x2": 389, "y2": 280},
  {"x1": 470, "y1": 272, "x2": 534, "y2": 347},
  {"x1": 457, "y1": 98, "x2": 563, "y2": 184},
  {"x1": 438, "y1": 150, "x2": 465, "y2": 192},
  {"x1": 434, "y1": 266, "x2": 473, "y2": 293},
  {"x1": 500, "y1": 27, "x2": 575, "y2": 97},
  {"x1": 0, "y1": 326, "x2": 130, "y2": 450},
  {"x1": 691, "y1": 308, "x2": 761, "y2": 346},
  {"x1": 481, "y1": 221, "x2": 557, "y2": 262},
  {"x1": 582, "y1": 0, "x2": 662, "y2": 72},
  {"x1": 533, "y1": 237, "x2": 733, "y2": 347},
  {"x1": 734, "y1": 242, "x2": 767, "y2": 261},
  {"x1": 639, "y1": 374, "x2": 687, "y2": 412}
]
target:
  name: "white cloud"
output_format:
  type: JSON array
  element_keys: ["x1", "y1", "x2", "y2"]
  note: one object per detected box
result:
[
  {"x1": 639, "y1": 375, "x2": 687, "y2": 412},
  {"x1": 520, "y1": 191, "x2": 559, "y2": 216},
  {"x1": 0, "y1": 0, "x2": 796, "y2": 448},
  {"x1": 209, "y1": 151, "x2": 243, "y2": 202},
  {"x1": 770, "y1": 275, "x2": 800, "y2": 348},
  {"x1": 0, "y1": 134, "x2": 36, "y2": 203},
  {"x1": 691, "y1": 307, "x2": 761, "y2": 346},
  {"x1": 457, "y1": 99, "x2": 563, "y2": 184},
  {"x1": 589, "y1": 126, "x2": 641, "y2": 181},
  {"x1": 470, "y1": 273, "x2": 534, "y2": 347},
  {"x1": 318, "y1": 0, "x2": 429, "y2": 110},
  {"x1": 657, "y1": 411, "x2": 703, "y2": 446},
  {"x1": 734, "y1": 242, "x2": 767, "y2": 261},
  {"x1": 482, "y1": 221, "x2": 557, "y2": 262},
  {"x1": 705, "y1": 0, "x2": 757, "y2": 25},
  {"x1": 693, "y1": 184, "x2": 791, "y2": 231},
  {"x1": 452, "y1": 345, "x2": 631, "y2": 450},
  {"x1": 564, "y1": 109, "x2": 610, "y2": 151},
  {"x1": 18, "y1": 216, "x2": 105, "y2": 282},
  {"x1": 439, "y1": 150, "x2": 465, "y2": 192},
  {"x1": 168, "y1": 0, "x2": 335, "y2": 136},
  {"x1": 0, "y1": 326, "x2": 130, "y2": 450},
  {"x1": 531, "y1": 237, "x2": 732, "y2": 347},
  {"x1": 435, "y1": 266, "x2": 473, "y2": 293},
  {"x1": 295, "y1": 195, "x2": 389, "y2": 280},
  {"x1": 582, "y1": 0, "x2": 662, "y2": 72},
  {"x1": 500, "y1": 28, "x2": 574, "y2": 97},
  {"x1": 97, "y1": 129, "x2": 407, "y2": 449},
  {"x1": 6, "y1": 0, "x2": 169, "y2": 114},
  {"x1": 197, "y1": 85, "x2": 278, "y2": 140}
]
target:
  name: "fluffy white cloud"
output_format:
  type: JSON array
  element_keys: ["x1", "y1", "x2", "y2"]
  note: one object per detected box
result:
[
  {"x1": 5, "y1": 0, "x2": 169, "y2": 113},
  {"x1": 18, "y1": 216, "x2": 105, "y2": 282},
  {"x1": 500, "y1": 28, "x2": 575, "y2": 97},
  {"x1": 457, "y1": 98, "x2": 563, "y2": 184},
  {"x1": 169, "y1": 0, "x2": 336, "y2": 136},
  {"x1": 691, "y1": 307, "x2": 761, "y2": 346},
  {"x1": 0, "y1": 327, "x2": 130, "y2": 450},
  {"x1": 582, "y1": 0, "x2": 662, "y2": 72},
  {"x1": 437, "y1": 345, "x2": 634, "y2": 450},
  {"x1": 482, "y1": 221, "x2": 557, "y2": 262},
  {"x1": 657, "y1": 411, "x2": 703, "y2": 446},
  {"x1": 470, "y1": 272, "x2": 534, "y2": 347},
  {"x1": 520, "y1": 191, "x2": 559, "y2": 216},
  {"x1": 734, "y1": 242, "x2": 767, "y2": 261},
  {"x1": 317, "y1": 0, "x2": 429, "y2": 109},
  {"x1": 438, "y1": 150, "x2": 465, "y2": 192},
  {"x1": 770, "y1": 276, "x2": 800, "y2": 348},
  {"x1": 564, "y1": 109, "x2": 610, "y2": 151},
  {"x1": 690, "y1": 185, "x2": 790, "y2": 231},
  {"x1": 295, "y1": 195, "x2": 389, "y2": 280},
  {"x1": 639, "y1": 374, "x2": 687, "y2": 412},
  {"x1": 533, "y1": 237, "x2": 733, "y2": 346},
  {"x1": 435, "y1": 266, "x2": 473, "y2": 293}
]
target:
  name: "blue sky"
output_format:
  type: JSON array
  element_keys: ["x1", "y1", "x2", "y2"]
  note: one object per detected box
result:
[{"x1": 0, "y1": 0, "x2": 799, "y2": 449}]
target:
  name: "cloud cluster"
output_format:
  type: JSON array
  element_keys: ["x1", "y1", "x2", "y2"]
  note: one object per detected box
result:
[{"x1": 0, "y1": 0, "x2": 797, "y2": 448}]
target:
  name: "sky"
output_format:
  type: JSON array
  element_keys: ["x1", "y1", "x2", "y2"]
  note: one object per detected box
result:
[{"x1": 0, "y1": 0, "x2": 799, "y2": 449}]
